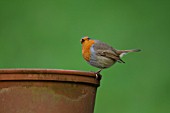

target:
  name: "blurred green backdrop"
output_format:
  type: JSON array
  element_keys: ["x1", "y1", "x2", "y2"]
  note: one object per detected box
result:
[{"x1": 0, "y1": 0, "x2": 170, "y2": 113}]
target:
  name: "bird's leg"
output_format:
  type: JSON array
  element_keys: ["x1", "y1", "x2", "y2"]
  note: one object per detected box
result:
[
  {"x1": 95, "y1": 69, "x2": 102, "y2": 80},
  {"x1": 96, "y1": 69, "x2": 102, "y2": 74}
]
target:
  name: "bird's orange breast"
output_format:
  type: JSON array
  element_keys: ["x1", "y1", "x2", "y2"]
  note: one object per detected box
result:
[{"x1": 82, "y1": 40, "x2": 95, "y2": 61}]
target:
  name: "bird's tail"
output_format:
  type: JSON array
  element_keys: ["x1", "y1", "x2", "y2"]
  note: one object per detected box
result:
[{"x1": 117, "y1": 49, "x2": 141, "y2": 58}]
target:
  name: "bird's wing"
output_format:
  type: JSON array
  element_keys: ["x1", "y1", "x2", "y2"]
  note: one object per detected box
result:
[
  {"x1": 96, "y1": 49, "x2": 118, "y2": 59},
  {"x1": 93, "y1": 41, "x2": 118, "y2": 54},
  {"x1": 95, "y1": 50, "x2": 125, "y2": 63},
  {"x1": 93, "y1": 41, "x2": 125, "y2": 63}
]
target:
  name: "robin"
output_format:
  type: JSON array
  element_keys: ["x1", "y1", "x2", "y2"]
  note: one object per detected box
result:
[{"x1": 80, "y1": 36, "x2": 141, "y2": 78}]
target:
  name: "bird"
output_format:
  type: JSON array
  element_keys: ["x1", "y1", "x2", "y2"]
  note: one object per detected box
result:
[{"x1": 80, "y1": 36, "x2": 141, "y2": 78}]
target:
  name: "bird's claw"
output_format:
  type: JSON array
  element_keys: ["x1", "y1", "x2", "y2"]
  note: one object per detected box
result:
[
  {"x1": 90, "y1": 70, "x2": 102, "y2": 80},
  {"x1": 95, "y1": 72, "x2": 102, "y2": 80}
]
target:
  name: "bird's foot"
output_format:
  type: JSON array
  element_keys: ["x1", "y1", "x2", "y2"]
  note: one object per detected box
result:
[
  {"x1": 90, "y1": 69, "x2": 102, "y2": 80},
  {"x1": 95, "y1": 71, "x2": 102, "y2": 80}
]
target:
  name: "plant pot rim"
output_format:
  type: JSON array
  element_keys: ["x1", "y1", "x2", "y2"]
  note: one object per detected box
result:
[{"x1": 0, "y1": 68, "x2": 100, "y2": 86}]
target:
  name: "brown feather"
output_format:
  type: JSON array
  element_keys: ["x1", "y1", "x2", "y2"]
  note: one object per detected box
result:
[
  {"x1": 116, "y1": 49, "x2": 141, "y2": 55},
  {"x1": 93, "y1": 41, "x2": 125, "y2": 63},
  {"x1": 93, "y1": 41, "x2": 119, "y2": 56}
]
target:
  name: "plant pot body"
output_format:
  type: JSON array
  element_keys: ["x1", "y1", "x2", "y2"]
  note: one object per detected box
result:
[{"x1": 0, "y1": 69, "x2": 100, "y2": 113}]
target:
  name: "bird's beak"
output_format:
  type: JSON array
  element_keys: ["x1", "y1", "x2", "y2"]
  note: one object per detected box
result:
[{"x1": 80, "y1": 39, "x2": 84, "y2": 44}]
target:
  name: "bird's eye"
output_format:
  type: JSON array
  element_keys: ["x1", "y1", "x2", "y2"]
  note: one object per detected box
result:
[{"x1": 81, "y1": 39, "x2": 85, "y2": 44}]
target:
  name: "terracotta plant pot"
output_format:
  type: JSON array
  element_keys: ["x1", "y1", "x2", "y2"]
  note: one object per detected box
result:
[{"x1": 0, "y1": 69, "x2": 100, "y2": 113}]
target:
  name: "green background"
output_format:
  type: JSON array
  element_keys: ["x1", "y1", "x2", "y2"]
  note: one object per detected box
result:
[{"x1": 0, "y1": 0, "x2": 169, "y2": 113}]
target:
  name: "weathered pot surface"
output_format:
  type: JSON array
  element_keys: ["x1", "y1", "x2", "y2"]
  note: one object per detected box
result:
[{"x1": 0, "y1": 69, "x2": 100, "y2": 113}]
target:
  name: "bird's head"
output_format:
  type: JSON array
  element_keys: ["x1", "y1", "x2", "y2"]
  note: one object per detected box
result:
[{"x1": 80, "y1": 36, "x2": 91, "y2": 44}]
